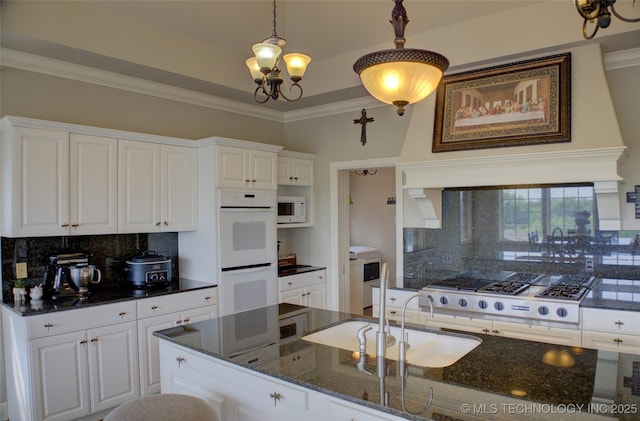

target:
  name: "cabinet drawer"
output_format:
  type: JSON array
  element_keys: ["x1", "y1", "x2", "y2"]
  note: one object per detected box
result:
[
  {"x1": 372, "y1": 289, "x2": 421, "y2": 311},
  {"x1": 137, "y1": 288, "x2": 217, "y2": 319},
  {"x1": 581, "y1": 308, "x2": 640, "y2": 335},
  {"x1": 28, "y1": 301, "x2": 136, "y2": 338},
  {"x1": 582, "y1": 330, "x2": 640, "y2": 354},
  {"x1": 278, "y1": 270, "x2": 325, "y2": 292}
]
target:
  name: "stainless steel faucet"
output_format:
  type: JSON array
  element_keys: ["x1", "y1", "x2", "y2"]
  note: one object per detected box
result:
[
  {"x1": 376, "y1": 263, "x2": 396, "y2": 359},
  {"x1": 356, "y1": 324, "x2": 372, "y2": 375}
]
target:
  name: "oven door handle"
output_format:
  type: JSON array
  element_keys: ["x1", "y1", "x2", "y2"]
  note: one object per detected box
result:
[{"x1": 221, "y1": 263, "x2": 274, "y2": 273}]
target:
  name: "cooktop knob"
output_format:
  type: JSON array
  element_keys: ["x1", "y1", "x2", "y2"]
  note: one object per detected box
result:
[
  {"x1": 458, "y1": 298, "x2": 468, "y2": 307},
  {"x1": 538, "y1": 306, "x2": 549, "y2": 316},
  {"x1": 556, "y1": 307, "x2": 568, "y2": 318},
  {"x1": 494, "y1": 302, "x2": 505, "y2": 311},
  {"x1": 439, "y1": 296, "x2": 449, "y2": 305},
  {"x1": 478, "y1": 300, "x2": 488, "y2": 309}
]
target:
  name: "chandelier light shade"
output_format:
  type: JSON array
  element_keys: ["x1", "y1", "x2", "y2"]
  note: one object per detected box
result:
[
  {"x1": 353, "y1": 0, "x2": 449, "y2": 116},
  {"x1": 574, "y1": 0, "x2": 640, "y2": 39},
  {"x1": 246, "y1": 0, "x2": 311, "y2": 103}
]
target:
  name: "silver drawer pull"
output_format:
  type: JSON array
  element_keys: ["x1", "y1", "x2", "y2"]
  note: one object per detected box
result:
[
  {"x1": 614, "y1": 338, "x2": 623, "y2": 344},
  {"x1": 119, "y1": 311, "x2": 127, "y2": 318},
  {"x1": 176, "y1": 356, "x2": 185, "y2": 367},
  {"x1": 151, "y1": 305, "x2": 158, "y2": 311},
  {"x1": 44, "y1": 323, "x2": 54, "y2": 331},
  {"x1": 615, "y1": 320, "x2": 624, "y2": 326}
]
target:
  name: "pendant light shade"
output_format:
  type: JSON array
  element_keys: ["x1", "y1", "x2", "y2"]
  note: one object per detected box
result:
[
  {"x1": 353, "y1": 0, "x2": 449, "y2": 116},
  {"x1": 283, "y1": 53, "x2": 312, "y2": 81},
  {"x1": 356, "y1": 49, "x2": 447, "y2": 109},
  {"x1": 252, "y1": 42, "x2": 282, "y2": 71}
]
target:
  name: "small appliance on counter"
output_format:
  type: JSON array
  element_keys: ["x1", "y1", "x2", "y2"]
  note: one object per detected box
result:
[
  {"x1": 125, "y1": 251, "x2": 172, "y2": 288},
  {"x1": 43, "y1": 252, "x2": 91, "y2": 299}
]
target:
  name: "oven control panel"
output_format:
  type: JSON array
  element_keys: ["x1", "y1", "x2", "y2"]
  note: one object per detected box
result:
[{"x1": 420, "y1": 290, "x2": 580, "y2": 325}]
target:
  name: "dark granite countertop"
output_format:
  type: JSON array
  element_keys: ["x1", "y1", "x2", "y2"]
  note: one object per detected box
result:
[
  {"x1": 278, "y1": 264, "x2": 326, "y2": 277},
  {"x1": 581, "y1": 278, "x2": 640, "y2": 312},
  {"x1": 2, "y1": 278, "x2": 216, "y2": 316},
  {"x1": 155, "y1": 304, "x2": 640, "y2": 420}
]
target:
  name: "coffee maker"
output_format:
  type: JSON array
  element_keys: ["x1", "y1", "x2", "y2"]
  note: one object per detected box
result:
[{"x1": 43, "y1": 252, "x2": 90, "y2": 298}]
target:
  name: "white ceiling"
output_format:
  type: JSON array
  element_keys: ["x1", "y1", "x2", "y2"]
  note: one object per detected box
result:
[{"x1": 2, "y1": 1, "x2": 639, "y2": 113}]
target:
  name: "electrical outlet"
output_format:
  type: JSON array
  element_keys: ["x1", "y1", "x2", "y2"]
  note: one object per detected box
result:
[
  {"x1": 585, "y1": 257, "x2": 595, "y2": 272},
  {"x1": 16, "y1": 262, "x2": 28, "y2": 279},
  {"x1": 440, "y1": 252, "x2": 453, "y2": 265}
]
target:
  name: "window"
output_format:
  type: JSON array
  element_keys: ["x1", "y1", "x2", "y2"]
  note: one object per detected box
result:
[{"x1": 501, "y1": 186, "x2": 594, "y2": 241}]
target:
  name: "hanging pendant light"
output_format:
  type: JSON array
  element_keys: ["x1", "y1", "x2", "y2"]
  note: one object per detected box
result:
[
  {"x1": 246, "y1": 0, "x2": 311, "y2": 103},
  {"x1": 353, "y1": 0, "x2": 449, "y2": 116},
  {"x1": 573, "y1": 0, "x2": 640, "y2": 39}
]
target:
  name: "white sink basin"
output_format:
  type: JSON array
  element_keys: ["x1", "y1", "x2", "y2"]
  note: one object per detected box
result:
[{"x1": 302, "y1": 320, "x2": 481, "y2": 368}]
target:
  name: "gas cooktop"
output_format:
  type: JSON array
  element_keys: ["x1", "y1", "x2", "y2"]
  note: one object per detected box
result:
[{"x1": 421, "y1": 272, "x2": 595, "y2": 325}]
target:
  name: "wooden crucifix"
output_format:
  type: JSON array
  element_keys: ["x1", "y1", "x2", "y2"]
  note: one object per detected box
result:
[{"x1": 353, "y1": 109, "x2": 374, "y2": 145}]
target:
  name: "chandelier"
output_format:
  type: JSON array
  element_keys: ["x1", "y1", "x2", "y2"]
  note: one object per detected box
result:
[
  {"x1": 245, "y1": 0, "x2": 311, "y2": 103},
  {"x1": 353, "y1": 0, "x2": 449, "y2": 116},
  {"x1": 574, "y1": 0, "x2": 640, "y2": 39}
]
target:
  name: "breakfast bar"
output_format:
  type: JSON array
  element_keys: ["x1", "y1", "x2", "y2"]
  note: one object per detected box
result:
[{"x1": 155, "y1": 304, "x2": 639, "y2": 421}]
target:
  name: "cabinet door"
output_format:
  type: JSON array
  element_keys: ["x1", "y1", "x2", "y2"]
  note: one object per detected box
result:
[
  {"x1": 305, "y1": 283, "x2": 326, "y2": 309},
  {"x1": 69, "y1": 134, "x2": 118, "y2": 235},
  {"x1": 30, "y1": 331, "x2": 91, "y2": 421},
  {"x1": 118, "y1": 140, "x2": 161, "y2": 232},
  {"x1": 138, "y1": 313, "x2": 179, "y2": 396},
  {"x1": 290, "y1": 158, "x2": 314, "y2": 186},
  {"x1": 7, "y1": 127, "x2": 69, "y2": 236},
  {"x1": 277, "y1": 157, "x2": 292, "y2": 185},
  {"x1": 249, "y1": 149, "x2": 277, "y2": 190},
  {"x1": 162, "y1": 145, "x2": 197, "y2": 231},
  {"x1": 87, "y1": 322, "x2": 140, "y2": 411},
  {"x1": 216, "y1": 145, "x2": 249, "y2": 188}
]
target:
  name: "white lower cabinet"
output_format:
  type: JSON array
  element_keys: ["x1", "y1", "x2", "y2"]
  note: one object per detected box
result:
[
  {"x1": 581, "y1": 308, "x2": 640, "y2": 354},
  {"x1": 279, "y1": 270, "x2": 326, "y2": 309},
  {"x1": 3, "y1": 288, "x2": 217, "y2": 421},
  {"x1": 159, "y1": 341, "x2": 406, "y2": 421},
  {"x1": 4, "y1": 301, "x2": 139, "y2": 421},
  {"x1": 137, "y1": 288, "x2": 217, "y2": 396}
]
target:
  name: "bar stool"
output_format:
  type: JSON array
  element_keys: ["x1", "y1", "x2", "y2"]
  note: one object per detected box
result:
[{"x1": 104, "y1": 394, "x2": 218, "y2": 421}]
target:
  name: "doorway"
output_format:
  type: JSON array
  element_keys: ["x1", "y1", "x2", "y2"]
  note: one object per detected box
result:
[{"x1": 329, "y1": 157, "x2": 400, "y2": 314}]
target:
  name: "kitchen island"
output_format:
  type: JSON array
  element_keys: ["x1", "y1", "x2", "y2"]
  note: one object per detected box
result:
[{"x1": 156, "y1": 304, "x2": 639, "y2": 420}]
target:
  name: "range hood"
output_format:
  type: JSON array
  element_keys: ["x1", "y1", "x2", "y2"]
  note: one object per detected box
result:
[{"x1": 398, "y1": 44, "x2": 627, "y2": 230}]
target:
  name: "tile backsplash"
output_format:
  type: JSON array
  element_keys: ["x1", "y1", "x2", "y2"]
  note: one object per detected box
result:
[{"x1": 1, "y1": 233, "x2": 178, "y2": 301}]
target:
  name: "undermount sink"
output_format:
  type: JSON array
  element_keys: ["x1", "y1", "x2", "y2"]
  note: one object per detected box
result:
[{"x1": 302, "y1": 320, "x2": 481, "y2": 368}]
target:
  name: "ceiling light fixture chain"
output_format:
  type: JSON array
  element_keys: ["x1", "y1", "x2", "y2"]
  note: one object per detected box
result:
[
  {"x1": 245, "y1": 0, "x2": 311, "y2": 103},
  {"x1": 574, "y1": 0, "x2": 639, "y2": 39},
  {"x1": 353, "y1": 0, "x2": 449, "y2": 116}
]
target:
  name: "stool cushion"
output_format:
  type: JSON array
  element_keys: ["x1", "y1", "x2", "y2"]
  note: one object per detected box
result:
[{"x1": 104, "y1": 393, "x2": 218, "y2": 421}]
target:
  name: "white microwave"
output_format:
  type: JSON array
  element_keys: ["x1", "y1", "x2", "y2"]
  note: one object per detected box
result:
[{"x1": 277, "y1": 196, "x2": 306, "y2": 223}]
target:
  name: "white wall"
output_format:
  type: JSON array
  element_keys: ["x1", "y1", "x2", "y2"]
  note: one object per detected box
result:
[{"x1": 349, "y1": 168, "x2": 396, "y2": 284}]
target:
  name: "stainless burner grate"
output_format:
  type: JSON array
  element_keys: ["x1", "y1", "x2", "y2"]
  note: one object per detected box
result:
[
  {"x1": 478, "y1": 281, "x2": 530, "y2": 295},
  {"x1": 535, "y1": 284, "x2": 589, "y2": 300}
]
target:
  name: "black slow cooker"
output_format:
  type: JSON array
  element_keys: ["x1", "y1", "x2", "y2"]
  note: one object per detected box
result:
[{"x1": 125, "y1": 251, "x2": 172, "y2": 287}]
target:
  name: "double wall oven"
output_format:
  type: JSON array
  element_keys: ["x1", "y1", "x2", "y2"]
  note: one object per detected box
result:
[{"x1": 218, "y1": 191, "x2": 277, "y2": 316}]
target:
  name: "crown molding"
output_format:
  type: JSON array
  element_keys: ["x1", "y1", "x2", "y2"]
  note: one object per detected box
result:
[
  {"x1": 604, "y1": 47, "x2": 640, "y2": 71},
  {"x1": 2, "y1": 47, "x2": 637, "y2": 124}
]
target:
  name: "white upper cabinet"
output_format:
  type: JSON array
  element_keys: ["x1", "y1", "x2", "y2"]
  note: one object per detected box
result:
[
  {"x1": 1, "y1": 127, "x2": 118, "y2": 236},
  {"x1": 69, "y1": 133, "x2": 119, "y2": 235},
  {"x1": 216, "y1": 145, "x2": 277, "y2": 190},
  {"x1": 118, "y1": 140, "x2": 197, "y2": 233},
  {"x1": 277, "y1": 156, "x2": 314, "y2": 186}
]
